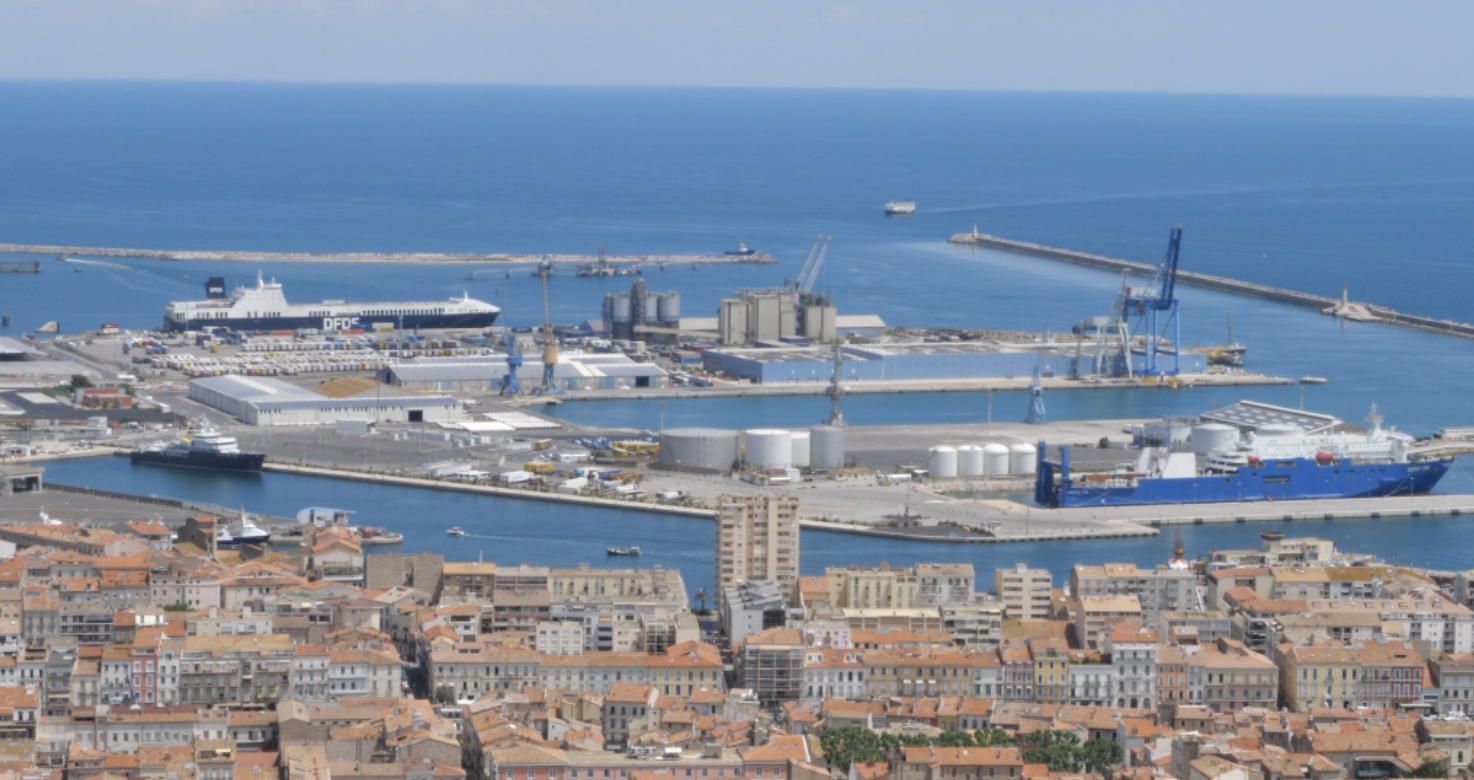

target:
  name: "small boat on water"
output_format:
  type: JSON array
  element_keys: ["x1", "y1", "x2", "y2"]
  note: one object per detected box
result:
[
  {"x1": 884, "y1": 200, "x2": 916, "y2": 216},
  {"x1": 607, "y1": 546, "x2": 641, "y2": 556},
  {"x1": 725, "y1": 244, "x2": 758, "y2": 256},
  {"x1": 447, "y1": 527, "x2": 466, "y2": 537},
  {"x1": 1299, "y1": 376, "x2": 1328, "y2": 384}
]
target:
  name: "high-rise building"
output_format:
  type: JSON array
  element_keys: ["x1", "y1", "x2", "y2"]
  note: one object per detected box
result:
[{"x1": 716, "y1": 495, "x2": 800, "y2": 597}]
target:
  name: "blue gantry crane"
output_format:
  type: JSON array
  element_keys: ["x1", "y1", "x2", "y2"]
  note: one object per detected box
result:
[
  {"x1": 499, "y1": 326, "x2": 524, "y2": 396},
  {"x1": 1125, "y1": 226, "x2": 1184, "y2": 376}
]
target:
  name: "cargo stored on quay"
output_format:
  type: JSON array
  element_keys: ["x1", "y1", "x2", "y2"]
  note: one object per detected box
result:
[
  {"x1": 163, "y1": 273, "x2": 500, "y2": 333},
  {"x1": 1034, "y1": 406, "x2": 1451, "y2": 508}
]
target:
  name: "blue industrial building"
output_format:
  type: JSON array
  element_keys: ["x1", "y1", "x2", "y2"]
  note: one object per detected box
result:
[{"x1": 702, "y1": 342, "x2": 1207, "y2": 384}]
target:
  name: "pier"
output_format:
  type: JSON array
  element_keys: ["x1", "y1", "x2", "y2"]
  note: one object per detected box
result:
[
  {"x1": 950, "y1": 229, "x2": 1474, "y2": 341},
  {"x1": 0, "y1": 260, "x2": 40, "y2": 273},
  {"x1": 0, "y1": 243, "x2": 774, "y2": 266}
]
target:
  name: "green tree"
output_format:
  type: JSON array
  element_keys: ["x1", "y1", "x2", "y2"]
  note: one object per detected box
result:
[
  {"x1": 693, "y1": 588, "x2": 711, "y2": 615},
  {"x1": 975, "y1": 729, "x2": 1017, "y2": 747},
  {"x1": 937, "y1": 731, "x2": 977, "y2": 748},
  {"x1": 1021, "y1": 730, "x2": 1084, "y2": 773},
  {"x1": 820, "y1": 727, "x2": 886, "y2": 772},
  {"x1": 163, "y1": 602, "x2": 191, "y2": 612},
  {"x1": 434, "y1": 684, "x2": 456, "y2": 705},
  {"x1": 1405, "y1": 759, "x2": 1449, "y2": 778},
  {"x1": 70, "y1": 374, "x2": 93, "y2": 389},
  {"x1": 1081, "y1": 738, "x2": 1125, "y2": 775}
]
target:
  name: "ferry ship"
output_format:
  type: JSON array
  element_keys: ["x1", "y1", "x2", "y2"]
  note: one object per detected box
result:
[
  {"x1": 884, "y1": 200, "x2": 916, "y2": 216},
  {"x1": 1035, "y1": 406, "x2": 1451, "y2": 507},
  {"x1": 131, "y1": 425, "x2": 266, "y2": 473},
  {"x1": 163, "y1": 273, "x2": 500, "y2": 333}
]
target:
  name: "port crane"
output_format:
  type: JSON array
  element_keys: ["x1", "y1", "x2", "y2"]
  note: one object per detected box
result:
[
  {"x1": 537, "y1": 263, "x2": 561, "y2": 395},
  {"x1": 1124, "y1": 226, "x2": 1184, "y2": 376},
  {"x1": 790, "y1": 234, "x2": 833, "y2": 302},
  {"x1": 499, "y1": 327, "x2": 524, "y2": 396}
]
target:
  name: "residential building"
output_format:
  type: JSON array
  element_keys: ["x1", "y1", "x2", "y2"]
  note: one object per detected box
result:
[
  {"x1": 994, "y1": 564, "x2": 1051, "y2": 622},
  {"x1": 715, "y1": 495, "x2": 801, "y2": 597}
]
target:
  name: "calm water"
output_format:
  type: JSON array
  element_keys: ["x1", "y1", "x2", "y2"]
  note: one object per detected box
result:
[
  {"x1": 36, "y1": 456, "x2": 1474, "y2": 591},
  {"x1": 8, "y1": 83, "x2": 1474, "y2": 571},
  {"x1": 3, "y1": 85, "x2": 1474, "y2": 431}
]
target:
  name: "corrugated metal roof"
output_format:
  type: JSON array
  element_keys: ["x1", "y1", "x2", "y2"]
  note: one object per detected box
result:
[{"x1": 192, "y1": 375, "x2": 319, "y2": 401}]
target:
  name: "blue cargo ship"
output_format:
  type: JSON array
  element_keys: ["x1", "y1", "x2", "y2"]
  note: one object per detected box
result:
[{"x1": 1034, "y1": 406, "x2": 1452, "y2": 508}]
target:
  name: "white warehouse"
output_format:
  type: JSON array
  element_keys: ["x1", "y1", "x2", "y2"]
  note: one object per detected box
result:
[{"x1": 188, "y1": 375, "x2": 463, "y2": 427}]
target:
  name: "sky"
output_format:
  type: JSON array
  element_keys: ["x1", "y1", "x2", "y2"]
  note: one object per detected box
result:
[{"x1": 1, "y1": 0, "x2": 1472, "y2": 96}]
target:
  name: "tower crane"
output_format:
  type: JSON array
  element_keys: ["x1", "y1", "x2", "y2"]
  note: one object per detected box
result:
[{"x1": 1125, "y1": 226, "x2": 1184, "y2": 376}]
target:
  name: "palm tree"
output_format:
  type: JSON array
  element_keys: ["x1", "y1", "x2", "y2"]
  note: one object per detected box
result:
[{"x1": 694, "y1": 588, "x2": 711, "y2": 614}]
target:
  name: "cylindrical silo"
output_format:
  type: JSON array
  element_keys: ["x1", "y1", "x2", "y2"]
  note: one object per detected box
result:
[
  {"x1": 811, "y1": 426, "x2": 846, "y2": 468},
  {"x1": 983, "y1": 443, "x2": 1011, "y2": 476},
  {"x1": 790, "y1": 430, "x2": 811, "y2": 468},
  {"x1": 610, "y1": 293, "x2": 633, "y2": 323},
  {"x1": 745, "y1": 429, "x2": 794, "y2": 469},
  {"x1": 643, "y1": 294, "x2": 661, "y2": 323},
  {"x1": 1009, "y1": 443, "x2": 1038, "y2": 476},
  {"x1": 956, "y1": 445, "x2": 984, "y2": 477},
  {"x1": 1190, "y1": 423, "x2": 1238, "y2": 455},
  {"x1": 657, "y1": 292, "x2": 681, "y2": 324},
  {"x1": 657, "y1": 428, "x2": 740, "y2": 471},
  {"x1": 929, "y1": 446, "x2": 958, "y2": 478}
]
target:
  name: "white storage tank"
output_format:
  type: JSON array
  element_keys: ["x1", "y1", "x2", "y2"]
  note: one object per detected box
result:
[
  {"x1": 929, "y1": 446, "x2": 959, "y2": 478},
  {"x1": 983, "y1": 443, "x2": 1011, "y2": 476},
  {"x1": 657, "y1": 428, "x2": 740, "y2": 471},
  {"x1": 745, "y1": 429, "x2": 794, "y2": 470},
  {"x1": 1190, "y1": 423, "x2": 1239, "y2": 455},
  {"x1": 1009, "y1": 442, "x2": 1038, "y2": 476},
  {"x1": 956, "y1": 445, "x2": 985, "y2": 477},
  {"x1": 643, "y1": 294, "x2": 662, "y2": 323},
  {"x1": 790, "y1": 430, "x2": 812, "y2": 468},
  {"x1": 811, "y1": 426, "x2": 846, "y2": 469}
]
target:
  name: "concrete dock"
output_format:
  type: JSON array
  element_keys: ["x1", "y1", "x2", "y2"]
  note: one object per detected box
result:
[
  {"x1": 949, "y1": 229, "x2": 1474, "y2": 341},
  {"x1": 0, "y1": 244, "x2": 774, "y2": 266}
]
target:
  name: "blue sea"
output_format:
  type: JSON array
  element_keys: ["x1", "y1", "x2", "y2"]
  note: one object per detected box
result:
[{"x1": 8, "y1": 82, "x2": 1474, "y2": 574}]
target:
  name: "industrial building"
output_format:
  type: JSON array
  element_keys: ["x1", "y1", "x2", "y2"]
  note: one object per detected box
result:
[
  {"x1": 379, "y1": 353, "x2": 669, "y2": 393},
  {"x1": 703, "y1": 340, "x2": 1206, "y2": 384},
  {"x1": 188, "y1": 375, "x2": 462, "y2": 427}
]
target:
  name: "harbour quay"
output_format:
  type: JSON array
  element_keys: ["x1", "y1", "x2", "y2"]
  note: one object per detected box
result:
[
  {"x1": 950, "y1": 227, "x2": 1474, "y2": 341},
  {"x1": 0, "y1": 242, "x2": 776, "y2": 266}
]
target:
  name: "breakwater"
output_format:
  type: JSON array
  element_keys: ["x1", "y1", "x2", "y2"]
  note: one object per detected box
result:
[
  {"x1": 0, "y1": 244, "x2": 775, "y2": 266},
  {"x1": 950, "y1": 230, "x2": 1474, "y2": 341}
]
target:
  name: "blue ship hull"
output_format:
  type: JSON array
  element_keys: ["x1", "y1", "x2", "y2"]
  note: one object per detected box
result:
[
  {"x1": 163, "y1": 311, "x2": 498, "y2": 333},
  {"x1": 1035, "y1": 447, "x2": 1451, "y2": 508}
]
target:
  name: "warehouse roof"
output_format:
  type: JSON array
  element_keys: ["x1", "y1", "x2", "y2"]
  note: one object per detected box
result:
[
  {"x1": 192, "y1": 375, "x2": 319, "y2": 402},
  {"x1": 1199, "y1": 400, "x2": 1344, "y2": 434}
]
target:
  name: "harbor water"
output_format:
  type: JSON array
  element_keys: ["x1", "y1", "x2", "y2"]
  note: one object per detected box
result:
[
  {"x1": 36, "y1": 456, "x2": 1474, "y2": 595},
  {"x1": 8, "y1": 84, "x2": 1474, "y2": 574}
]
